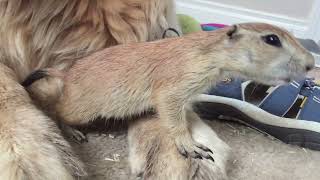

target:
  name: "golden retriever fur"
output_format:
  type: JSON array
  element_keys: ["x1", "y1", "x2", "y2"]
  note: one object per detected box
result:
[
  {"x1": 0, "y1": 63, "x2": 86, "y2": 180},
  {"x1": 0, "y1": 0, "x2": 179, "y2": 80},
  {"x1": 0, "y1": 0, "x2": 181, "y2": 179}
]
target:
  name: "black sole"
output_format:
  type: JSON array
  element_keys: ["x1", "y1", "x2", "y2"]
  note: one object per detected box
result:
[{"x1": 195, "y1": 102, "x2": 320, "y2": 151}]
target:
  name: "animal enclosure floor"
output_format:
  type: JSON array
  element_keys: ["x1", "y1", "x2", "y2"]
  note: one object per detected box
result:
[{"x1": 72, "y1": 69, "x2": 320, "y2": 180}]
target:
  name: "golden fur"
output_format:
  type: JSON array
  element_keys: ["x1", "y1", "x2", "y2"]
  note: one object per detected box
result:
[
  {"x1": 0, "y1": 0, "x2": 179, "y2": 80},
  {"x1": 24, "y1": 23, "x2": 314, "y2": 179},
  {"x1": 0, "y1": 63, "x2": 85, "y2": 180}
]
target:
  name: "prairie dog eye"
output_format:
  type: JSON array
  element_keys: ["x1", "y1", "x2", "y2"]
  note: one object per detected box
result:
[{"x1": 262, "y1": 34, "x2": 282, "y2": 47}]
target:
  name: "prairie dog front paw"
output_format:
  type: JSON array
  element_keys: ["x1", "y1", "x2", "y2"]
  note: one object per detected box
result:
[{"x1": 175, "y1": 133, "x2": 214, "y2": 162}]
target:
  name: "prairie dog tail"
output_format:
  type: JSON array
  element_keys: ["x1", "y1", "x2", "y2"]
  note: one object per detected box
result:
[{"x1": 22, "y1": 68, "x2": 65, "y2": 109}]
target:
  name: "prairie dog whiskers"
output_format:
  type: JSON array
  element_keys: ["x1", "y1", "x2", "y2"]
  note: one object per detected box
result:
[{"x1": 24, "y1": 23, "x2": 314, "y2": 161}]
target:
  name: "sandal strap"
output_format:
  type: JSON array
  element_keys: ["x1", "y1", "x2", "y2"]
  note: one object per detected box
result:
[
  {"x1": 208, "y1": 78, "x2": 314, "y2": 118},
  {"x1": 207, "y1": 78, "x2": 244, "y2": 100},
  {"x1": 298, "y1": 87, "x2": 320, "y2": 122},
  {"x1": 258, "y1": 80, "x2": 305, "y2": 116}
]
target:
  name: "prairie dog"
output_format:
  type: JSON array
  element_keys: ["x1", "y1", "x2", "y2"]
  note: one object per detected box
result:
[{"x1": 24, "y1": 23, "x2": 315, "y2": 160}]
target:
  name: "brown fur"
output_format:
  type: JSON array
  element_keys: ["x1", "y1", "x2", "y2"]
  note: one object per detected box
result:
[
  {"x1": 25, "y1": 23, "x2": 314, "y2": 171},
  {"x1": 0, "y1": 0, "x2": 183, "y2": 179}
]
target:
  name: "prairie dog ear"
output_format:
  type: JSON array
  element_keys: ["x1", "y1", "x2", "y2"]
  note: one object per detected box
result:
[{"x1": 226, "y1": 24, "x2": 239, "y2": 39}]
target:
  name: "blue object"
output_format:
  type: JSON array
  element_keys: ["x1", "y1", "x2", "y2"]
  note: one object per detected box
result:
[
  {"x1": 208, "y1": 78, "x2": 243, "y2": 100},
  {"x1": 259, "y1": 80, "x2": 305, "y2": 116},
  {"x1": 201, "y1": 25, "x2": 220, "y2": 31},
  {"x1": 208, "y1": 78, "x2": 320, "y2": 122},
  {"x1": 298, "y1": 87, "x2": 320, "y2": 122}
]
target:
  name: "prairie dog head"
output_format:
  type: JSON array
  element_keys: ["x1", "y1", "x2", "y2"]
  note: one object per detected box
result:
[{"x1": 221, "y1": 23, "x2": 315, "y2": 85}]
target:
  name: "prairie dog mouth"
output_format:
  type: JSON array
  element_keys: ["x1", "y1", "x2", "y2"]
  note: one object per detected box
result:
[
  {"x1": 258, "y1": 70, "x2": 307, "y2": 86},
  {"x1": 269, "y1": 71, "x2": 307, "y2": 86}
]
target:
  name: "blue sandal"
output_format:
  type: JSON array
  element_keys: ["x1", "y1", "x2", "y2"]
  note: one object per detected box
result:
[{"x1": 196, "y1": 78, "x2": 320, "y2": 151}]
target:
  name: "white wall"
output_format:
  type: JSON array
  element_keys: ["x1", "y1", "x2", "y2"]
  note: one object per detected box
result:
[
  {"x1": 207, "y1": 0, "x2": 314, "y2": 20},
  {"x1": 176, "y1": 0, "x2": 320, "y2": 42}
]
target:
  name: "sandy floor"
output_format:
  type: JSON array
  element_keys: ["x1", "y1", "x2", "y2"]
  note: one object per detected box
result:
[{"x1": 71, "y1": 69, "x2": 320, "y2": 180}]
